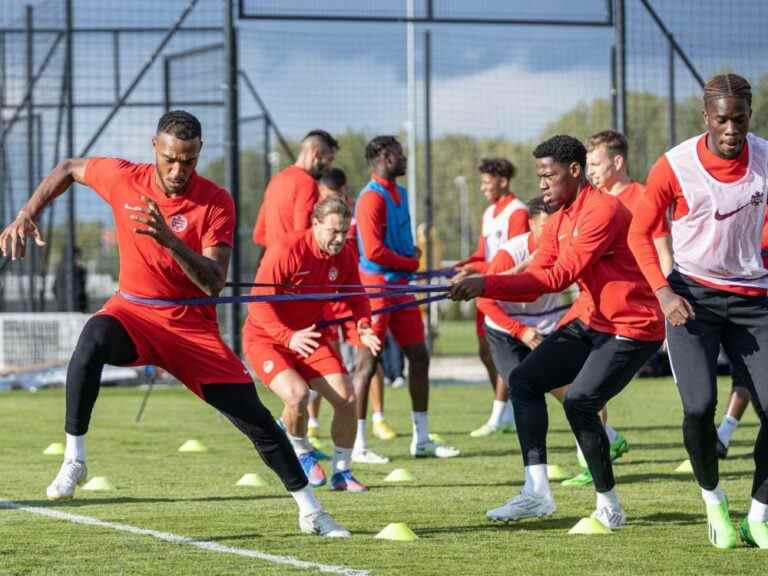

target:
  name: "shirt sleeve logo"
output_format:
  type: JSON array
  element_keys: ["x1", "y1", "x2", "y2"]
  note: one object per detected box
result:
[
  {"x1": 170, "y1": 214, "x2": 188, "y2": 232},
  {"x1": 328, "y1": 267, "x2": 338, "y2": 281},
  {"x1": 262, "y1": 360, "x2": 274, "y2": 374}
]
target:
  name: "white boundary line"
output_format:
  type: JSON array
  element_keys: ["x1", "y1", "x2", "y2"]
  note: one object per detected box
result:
[{"x1": 0, "y1": 499, "x2": 372, "y2": 576}]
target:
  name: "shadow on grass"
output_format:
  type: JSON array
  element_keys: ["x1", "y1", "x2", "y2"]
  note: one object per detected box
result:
[
  {"x1": 8, "y1": 494, "x2": 290, "y2": 508},
  {"x1": 634, "y1": 511, "x2": 705, "y2": 526},
  {"x1": 619, "y1": 422, "x2": 757, "y2": 434},
  {"x1": 369, "y1": 480, "x2": 523, "y2": 491}
]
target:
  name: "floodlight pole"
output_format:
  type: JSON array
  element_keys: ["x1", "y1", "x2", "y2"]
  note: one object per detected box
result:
[
  {"x1": 65, "y1": 0, "x2": 76, "y2": 312},
  {"x1": 406, "y1": 0, "x2": 417, "y2": 238}
]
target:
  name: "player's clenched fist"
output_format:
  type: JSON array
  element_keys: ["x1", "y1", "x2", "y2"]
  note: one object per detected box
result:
[{"x1": 449, "y1": 275, "x2": 485, "y2": 301}]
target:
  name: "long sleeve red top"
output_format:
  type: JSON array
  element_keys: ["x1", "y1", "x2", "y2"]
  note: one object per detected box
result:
[
  {"x1": 252, "y1": 165, "x2": 318, "y2": 247},
  {"x1": 355, "y1": 174, "x2": 420, "y2": 273},
  {"x1": 482, "y1": 183, "x2": 664, "y2": 341},
  {"x1": 628, "y1": 134, "x2": 756, "y2": 295},
  {"x1": 244, "y1": 229, "x2": 371, "y2": 347}
]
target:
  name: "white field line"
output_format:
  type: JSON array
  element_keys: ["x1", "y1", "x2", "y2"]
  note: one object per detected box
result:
[{"x1": 0, "y1": 499, "x2": 372, "y2": 576}]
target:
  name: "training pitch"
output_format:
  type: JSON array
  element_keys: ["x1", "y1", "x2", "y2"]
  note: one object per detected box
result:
[{"x1": 0, "y1": 377, "x2": 764, "y2": 575}]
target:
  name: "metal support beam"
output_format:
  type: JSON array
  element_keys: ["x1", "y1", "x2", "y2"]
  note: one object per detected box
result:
[
  {"x1": 238, "y1": 70, "x2": 295, "y2": 163},
  {"x1": 667, "y1": 37, "x2": 676, "y2": 147},
  {"x1": 224, "y1": 0, "x2": 242, "y2": 355},
  {"x1": 26, "y1": 6, "x2": 36, "y2": 311},
  {"x1": 66, "y1": 0, "x2": 76, "y2": 311},
  {"x1": 424, "y1": 29, "x2": 434, "y2": 350},
  {"x1": 613, "y1": 0, "x2": 626, "y2": 135}
]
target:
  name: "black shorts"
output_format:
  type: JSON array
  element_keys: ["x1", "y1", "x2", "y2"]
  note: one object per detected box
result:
[{"x1": 484, "y1": 325, "x2": 531, "y2": 386}]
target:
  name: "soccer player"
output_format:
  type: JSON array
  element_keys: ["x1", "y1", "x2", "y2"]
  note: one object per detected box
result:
[
  {"x1": 451, "y1": 135, "x2": 664, "y2": 529},
  {"x1": 453, "y1": 158, "x2": 529, "y2": 437},
  {"x1": 243, "y1": 196, "x2": 381, "y2": 492},
  {"x1": 312, "y1": 168, "x2": 397, "y2": 443},
  {"x1": 0, "y1": 111, "x2": 349, "y2": 537},
  {"x1": 629, "y1": 73, "x2": 768, "y2": 548},
  {"x1": 252, "y1": 129, "x2": 338, "y2": 249},
  {"x1": 353, "y1": 135, "x2": 460, "y2": 462}
]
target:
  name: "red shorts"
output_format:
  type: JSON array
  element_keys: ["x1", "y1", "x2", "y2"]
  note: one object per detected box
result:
[
  {"x1": 243, "y1": 333, "x2": 346, "y2": 387},
  {"x1": 97, "y1": 295, "x2": 252, "y2": 398},
  {"x1": 323, "y1": 321, "x2": 359, "y2": 344},
  {"x1": 476, "y1": 308, "x2": 486, "y2": 337},
  {"x1": 360, "y1": 272, "x2": 425, "y2": 347}
]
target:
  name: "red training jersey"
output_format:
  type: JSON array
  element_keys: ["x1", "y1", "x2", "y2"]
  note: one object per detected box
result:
[
  {"x1": 483, "y1": 183, "x2": 664, "y2": 341},
  {"x1": 252, "y1": 165, "x2": 318, "y2": 247},
  {"x1": 244, "y1": 229, "x2": 371, "y2": 347},
  {"x1": 83, "y1": 157, "x2": 234, "y2": 307},
  {"x1": 628, "y1": 134, "x2": 758, "y2": 295}
]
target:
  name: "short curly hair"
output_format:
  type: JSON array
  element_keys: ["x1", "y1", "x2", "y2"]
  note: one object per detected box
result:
[
  {"x1": 527, "y1": 195, "x2": 554, "y2": 218},
  {"x1": 532, "y1": 135, "x2": 586, "y2": 170},
  {"x1": 365, "y1": 135, "x2": 400, "y2": 164},
  {"x1": 156, "y1": 110, "x2": 201, "y2": 141},
  {"x1": 478, "y1": 157, "x2": 515, "y2": 180}
]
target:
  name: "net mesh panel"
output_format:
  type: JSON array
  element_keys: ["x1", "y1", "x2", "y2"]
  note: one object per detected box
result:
[{"x1": 0, "y1": 313, "x2": 89, "y2": 371}]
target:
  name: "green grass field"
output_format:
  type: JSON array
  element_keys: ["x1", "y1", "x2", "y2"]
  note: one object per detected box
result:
[{"x1": 0, "y1": 377, "x2": 765, "y2": 575}]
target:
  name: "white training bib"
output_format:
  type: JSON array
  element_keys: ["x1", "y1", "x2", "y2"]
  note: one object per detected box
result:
[
  {"x1": 481, "y1": 197, "x2": 528, "y2": 262},
  {"x1": 667, "y1": 132, "x2": 768, "y2": 288},
  {"x1": 484, "y1": 232, "x2": 566, "y2": 336}
]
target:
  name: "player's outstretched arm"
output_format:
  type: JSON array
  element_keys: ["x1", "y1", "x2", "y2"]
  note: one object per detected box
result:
[{"x1": 0, "y1": 158, "x2": 88, "y2": 260}]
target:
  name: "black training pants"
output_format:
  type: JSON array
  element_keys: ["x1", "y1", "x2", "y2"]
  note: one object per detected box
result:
[
  {"x1": 508, "y1": 320, "x2": 661, "y2": 493},
  {"x1": 65, "y1": 314, "x2": 307, "y2": 492},
  {"x1": 666, "y1": 271, "x2": 768, "y2": 503}
]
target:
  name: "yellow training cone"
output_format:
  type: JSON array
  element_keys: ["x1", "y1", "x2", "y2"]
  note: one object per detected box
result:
[
  {"x1": 568, "y1": 517, "x2": 612, "y2": 535},
  {"x1": 43, "y1": 442, "x2": 65, "y2": 456},
  {"x1": 178, "y1": 439, "x2": 208, "y2": 453},
  {"x1": 547, "y1": 464, "x2": 569, "y2": 481},
  {"x1": 236, "y1": 473, "x2": 267, "y2": 487},
  {"x1": 375, "y1": 523, "x2": 418, "y2": 541},
  {"x1": 384, "y1": 468, "x2": 415, "y2": 482},
  {"x1": 428, "y1": 433, "x2": 445, "y2": 444},
  {"x1": 675, "y1": 459, "x2": 693, "y2": 473},
  {"x1": 82, "y1": 476, "x2": 114, "y2": 491}
]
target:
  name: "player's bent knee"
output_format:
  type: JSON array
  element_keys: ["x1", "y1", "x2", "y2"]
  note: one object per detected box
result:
[
  {"x1": 682, "y1": 402, "x2": 716, "y2": 421},
  {"x1": 405, "y1": 343, "x2": 429, "y2": 368}
]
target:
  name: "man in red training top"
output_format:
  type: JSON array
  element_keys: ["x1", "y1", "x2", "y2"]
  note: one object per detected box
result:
[
  {"x1": 353, "y1": 135, "x2": 460, "y2": 463},
  {"x1": 0, "y1": 111, "x2": 349, "y2": 538},
  {"x1": 252, "y1": 129, "x2": 338, "y2": 249},
  {"x1": 451, "y1": 134, "x2": 664, "y2": 531},
  {"x1": 243, "y1": 196, "x2": 381, "y2": 493},
  {"x1": 453, "y1": 158, "x2": 529, "y2": 438},
  {"x1": 628, "y1": 73, "x2": 768, "y2": 549}
]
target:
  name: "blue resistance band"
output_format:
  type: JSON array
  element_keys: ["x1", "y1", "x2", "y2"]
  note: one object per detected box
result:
[{"x1": 317, "y1": 293, "x2": 449, "y2": 329}]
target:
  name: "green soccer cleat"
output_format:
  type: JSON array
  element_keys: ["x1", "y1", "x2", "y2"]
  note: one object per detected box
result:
[
  {"x1": 561, "y1": 469, "x2": 593, "y2": 487},
  {"x1": 706, "y1": 500, "x2": 738, "y2": 549},
  {"x1": 740, "y1": 518, "x2": 768, "y2": 548},
  {"x1": 609, "y1": 434, "x2": 630, "y2": 462}
]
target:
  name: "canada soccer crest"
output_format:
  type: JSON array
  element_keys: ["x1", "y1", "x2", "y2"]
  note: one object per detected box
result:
[
  {"x1": 170, "y1": 214, "x2": 188, "y2": 232},
  {"x1": 263, "y1": 360, "x2": 274, "y2": 374},
  {"x1": 328, "y1": 267, "x2": 338, "y2": 281}
]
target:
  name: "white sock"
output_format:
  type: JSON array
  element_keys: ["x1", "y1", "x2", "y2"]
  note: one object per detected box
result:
[
  {"x1": 411, "y1": 411, "x2": 429, "y2": 445},
  {"x1": 604, "y1": 424, "x2": 619, "y2": 443},
  {"x1": 354, "y1": 419, "x2": 367, "y2": 451},
  {"x1": 717, "y1": 415, "x2": 739, "y2": 447},
  {"x1": 287, "y1": 433, "x2": 313, "y2": 455},
  {"x1": 307, "y1": 417, "x2": 319, "y2": 428},
  {"x1": 748, "y1": 498, "x2": 768, "y2": 522},
  {"x1": 290, "y1": 485, "x2": 322, "y2": 516},
  {"x1": 701, "y1": 485, "x2": 726, "y2": 506},
  {"x1": 488, "y1": 400, "x2": 507, "y2": 428},
  {"x1": 596, "y1": 488, "x2": 620, "y2": 509},
  {"x1": 372, "y1": 411, "x2": 385, "y2": 424},
  {"x1": 65, "y1": 433, "x2": 86, "y2": 462},
  {"x1": 525, "y1": 464, "x2": 551, "y2": 498},
  {"x1": 331, "y1": 446, "x2": 352, "y2": 473},
  {"x1": 503, "y1": 400, "x2": 515, "y2": 424},
  {"x1": 308, "y1": 389, "x2": 318, "y2": 402}
]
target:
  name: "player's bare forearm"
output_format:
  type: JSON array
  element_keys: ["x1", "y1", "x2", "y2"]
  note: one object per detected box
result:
[
  {"x1": 168, "y1": 239, "x2": 228, "y2": 296},
  {"x1": 24, "y1": 158, "x2": 88, "y2": 220}
]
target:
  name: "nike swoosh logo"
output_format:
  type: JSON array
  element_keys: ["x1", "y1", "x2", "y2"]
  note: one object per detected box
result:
[{"x1": 714, "y1": 202, "x2": 752, "y2": 221}]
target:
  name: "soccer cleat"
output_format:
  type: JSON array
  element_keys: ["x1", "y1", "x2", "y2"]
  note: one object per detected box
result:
[
  {"x1": 299, "y1": 452, "x2": 326, "y2": 487},
  {"x1": 410, "y1": 440, "x2": 460, "y2": 459},
  {"x1": 46, "y1": 459, "x2": 88, "y2": 500},
  {"x1": 716, "y1": 438, "x2": 729, "y2": 460},
  {"x1": 740, "y1": 518, "x2": 768, "y2": 548},
  {"x1": 561, "y1": 470, "x2": 593, "y2": 487},
  {"x1": 486, "y1": 491, "x2": 556, "y2": 522},
  {"x1": 591, "y1": 505, "x2": 626, "y2": 529},
  {"x1": 299, "y1": 510, "x2": 351, "y2": 538},
  {"x1": 470, "y1": 423, "x2": 501, "y2": 438},
  {"x1": 309, "y1": 447, "x2": 330, "y2": 461},
  {"x1": 391, "y1": 376, "x2": 406, "y2": 389},
  {"x1": 372, "y1": 419, "x2": 397, "y2": 441},
  {"x1": 330, "y1": 470, "x2": 369, "y2": 493},
  {"x1": 609, "y1": 434, "x2": 630, "y2": 462},
  {"x1": 351, "y1": 448, "x2": 390, "y2": 465},
  {"x1": 307, "y1": 424, "x2": 319, "y2": 439},
  {"x1": 705, "y1": 499, "x2": 738, "y2": 549}
]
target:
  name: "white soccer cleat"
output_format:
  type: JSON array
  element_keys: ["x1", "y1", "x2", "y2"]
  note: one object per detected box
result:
[
  {"x1": 351, "y1": 448, "x2": 390, "y2": 464},
  {"x1": 486, "y1": 491, "x2": 556, "y2": 522},
  {"x1": 410, "y1": 440, "x2": 460, "y2": 459},
  {"x1": 591, "y1": 505, "x2": 626, "y2": 529},
  {"x1": 299, "y1": 510, "x2": 351, "y2": 538},
  {"x1": 470, "y1": 423, "x2": 500, "y2": 438},
  {"x1": 46, "y1": 459, "x2": 87, "y2": 500}
]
